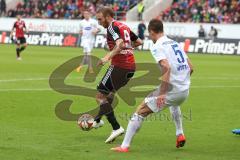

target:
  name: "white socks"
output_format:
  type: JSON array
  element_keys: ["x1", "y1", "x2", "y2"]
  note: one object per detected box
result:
[
  {"x1": 121, "y1": 107, "x2": 183, "y2": 148},
  {"x1": 121, "y1": 113, "x2": 144, "y2": 148},
  {"x1": 169, "y1": 106, "x2": 184, "y2": 136}
]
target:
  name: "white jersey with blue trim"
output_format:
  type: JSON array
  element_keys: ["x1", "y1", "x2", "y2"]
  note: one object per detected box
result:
[
  {"x1": 150, "y1": 35, "x2": 191, "y2": 93},
  {"x1": 80, "y1": 18, "x2": 98, "y2": 41}
]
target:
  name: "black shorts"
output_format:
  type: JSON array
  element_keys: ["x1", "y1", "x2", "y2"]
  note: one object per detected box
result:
[
  {"x1": 16, "y1": 37, "x2": 26, "y2": 45},
  {"x1": 97, "y1": 65, "x2": 135, "y2": 95}
]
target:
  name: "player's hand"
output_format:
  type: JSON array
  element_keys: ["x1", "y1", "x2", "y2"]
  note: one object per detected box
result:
[
  {"x1": 92, "y1": 29, "x2": 98, "y2": 35},
  {"x1": 10, "y1": 34, "x2": 13, "y2": 40},
  {"x1": 156, "y1": 94, "x2": 166, "y2": 108},
  {"x1": 79, "y1": 31, "x2": 83, "y2": 35},
  {"x1": 97, "y1": 55, "x2": 110, "y2": 66}
]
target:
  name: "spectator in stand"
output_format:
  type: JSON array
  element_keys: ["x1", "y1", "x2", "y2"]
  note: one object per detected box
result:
[
  {"x1": 208, "y1": 26, "x2": 218, "y2": 40},
  {"x1": 5, "y1": 0, "x2": 133, "y2": 20},
  {"x1": 129, "y1": 0, "x2": 138, "y2": 9},
  {"x1": 137, "y1": 20, "x2": 146, "y2": 40},
  {"x1": 160, "y1": 0, "x2": 240, "y2": 24},
  {"x1": 8, "y1": 0, "x2": 239, "y2": 23},
  {"x1": 137, "y1": 0, "x2": 144, "y2": 21},
  {"x1": 0, "y1": 0, "x2": 6, "y2": 16},
  {"x1": 198, "y1": 25, "x2": 206, "y2": 38}
]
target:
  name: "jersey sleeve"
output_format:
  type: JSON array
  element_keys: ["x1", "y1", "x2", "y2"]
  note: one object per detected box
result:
[
  {"x1": 130, "y1": 31, "x2": 138, "y2": 41},
  {"x1": 93, "y1": 19, "x2": 98, "y2": 28},
  {"x1": 93, "y1": 19, "x2": 100, "y2": 31},
  {"x1": 79, "y1": 21, "x2": 83, "y2": 31},
  {"x1": 13, "y1": 22, "x2": 16, "y2": 29},
  {"x1": 151, "y1": 45, "x2": 167, "y2": 62},
  {"x1": 108, "y1": 24, "x2": 121, "y2": 41}
]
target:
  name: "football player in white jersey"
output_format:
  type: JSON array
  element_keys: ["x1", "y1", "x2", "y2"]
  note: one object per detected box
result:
[
  {"x1": 76, "y1": 10, "x2": 100, "y2": 73},
  {"x1": 111, "y1": 19, "x2": 194, "y2": 152}
]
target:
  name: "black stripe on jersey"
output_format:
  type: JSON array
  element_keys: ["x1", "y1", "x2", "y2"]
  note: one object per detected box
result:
[{"x1": 108, "y1": 22, "x2": 120, "y2": 41}]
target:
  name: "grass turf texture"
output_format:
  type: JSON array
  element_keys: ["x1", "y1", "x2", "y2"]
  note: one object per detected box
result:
[{"x1": 0, "y1": 44, "x2": 240, "y2": 160}]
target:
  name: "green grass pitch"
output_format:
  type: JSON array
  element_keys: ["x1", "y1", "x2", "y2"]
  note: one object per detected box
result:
[{"x1": 0, "y1": 44, "x2": 240, "y2": 160}]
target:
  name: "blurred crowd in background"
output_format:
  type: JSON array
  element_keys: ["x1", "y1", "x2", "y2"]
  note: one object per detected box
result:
[
  {"x1": 1, "y1": 0, "x2": 138, "y2": 20},
  {"x1": 160, "y1": 0, "x2": 240, "y2": 24},
  {"x1": 0, "y1": 0, "x2": 239, "y2": 23}
]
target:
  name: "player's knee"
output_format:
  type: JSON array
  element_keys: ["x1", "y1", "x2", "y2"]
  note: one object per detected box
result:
[
  {"x1": 137, "y1": 110, "x2": 148, "y2": 117},
  {"x1": 136, "y1": 103, "x2": 152, "y2": 117},
  {"x1": 96, "y1": 92, "x2": 107, "y2": 104},
  {"x1": 24, "y1": 43, "x2": 27, "y2": 47}
]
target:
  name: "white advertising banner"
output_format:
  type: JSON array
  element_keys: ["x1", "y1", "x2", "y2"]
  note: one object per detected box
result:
[
  {"x1": 0, "y1": 18, "x2": 240, "y2": 39},
  {"x1": 1, "y1": 31, "x2": 240, "y2": 55}
]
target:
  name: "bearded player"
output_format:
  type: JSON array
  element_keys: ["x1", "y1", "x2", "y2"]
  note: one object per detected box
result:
[
  {"x1": 10, "y1": 15, "x2": 28, "y2": 60},
  {"x1": 111, "y1": 19, "x2": 194, "y2": 152},
  {"x1": 92, "y1": 7, "x2": 143, "y2": 143}
]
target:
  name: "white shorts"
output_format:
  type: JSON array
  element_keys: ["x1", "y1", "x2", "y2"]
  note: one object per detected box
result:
[
  {"x1": 81, "y1": 40, "x2": 94, "y2": 54},
  {"x1": 144, "y1": 87, "x2": 189, "y2": 113}
]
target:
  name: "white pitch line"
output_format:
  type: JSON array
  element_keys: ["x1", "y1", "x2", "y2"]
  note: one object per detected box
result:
[
  {"x1": 0, "y1": 77, "x2": 81, "y2": 82},
  {"x1": 0, "y1": 85, "x2": 240, "y2": 92},
  {"x1": 0, "y1": 76, "x2": 240, "y2": 83},
  {"x1": 191, "y1": 85, "x2": 240, "y2": 88},
  {"x1": 0, "y1": 78, "x2": 49, "y2": 82},
  {"x1": 0, "y1": 88, "x2": 51, "y2": 91}
]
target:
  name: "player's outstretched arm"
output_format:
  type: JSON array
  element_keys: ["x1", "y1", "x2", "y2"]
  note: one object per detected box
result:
[
  {"x1": 132, "y1": 38, "x2": 143, "y2": 48},
  {"x1": 24, "y1": 26, "x2": 29, "y2": 35},
  {"x1": 97, "y1": 39, "x2": 125, "y2": 66},
  {"x1": 130, "y1": 31, "x2": 143, "y2": 48},
  {"x1": 92, "y1": 28, "x2": 100, "y2": 35},
  {"x1": 24, "y1": 28, "x2": 29, "y2": 37},
  {"x1": 10, "y1": 24, "x2": 16, "y2": 38},
  {"x1": 109, "y1": 39, "x2": 125, "y2": 58}
]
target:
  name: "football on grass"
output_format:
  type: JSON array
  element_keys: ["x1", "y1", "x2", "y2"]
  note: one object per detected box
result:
[{"x1": 77, "y1": 114, "x2": 94, "y2": 131}]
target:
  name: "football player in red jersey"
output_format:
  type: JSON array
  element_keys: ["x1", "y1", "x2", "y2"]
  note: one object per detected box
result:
[
  {"x1": 92, "y1": 7, "x2": 143, "y2": 143},
  {"x1": 10, "y1": 15, "x2": 28, "y2": 60}
]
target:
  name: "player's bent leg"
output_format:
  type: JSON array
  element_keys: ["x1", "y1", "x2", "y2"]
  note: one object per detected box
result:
[
  {"x1": 92, "y1": 92, "x2": 108, "y2": 128},
  {"x1": 106, "y1": 92, "x2": 115, "y2": 104},
  {"x1": 81, "y1": 44, "x2": 93, "y2": 73},
  {"x1": 111, "y1": 102, "x2": 153, "y2": 152},
  {"x1": 94, "y1": 92, "x2": 115, "y2": 121},
  {"x1": 136, "y1": 101, "x2": 154, "y2": 117},
  {"x1": 169, "y1": 106, "x2": 184, "y2": 136},
  {"x1": 76, "y1": 53, "x2": 87, "y2": 72},
  {"x1": 87, "y1": 54, "x2": 94, "y2": 73},
  {"x1": 16, "y1": 44, "x2": 21, "y2": 60},
  {"x1": 169, "y1": 106, "x2": 186, "y2": 148},
  {"x1": 94, "y1": 92, "x2": 123, "y2": 143},
  {"x1": 167, "y1": 90, "x2": 189, "y2": 148},
  {"x1": 19, "y1": 43, "x2": 27, "y2": 53},
  {"x1": 104, "y1": 102, "x2": 124, "y2": 143}
]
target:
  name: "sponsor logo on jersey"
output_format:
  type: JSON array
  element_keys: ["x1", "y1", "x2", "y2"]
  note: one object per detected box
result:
[{"x1": 84, "y1": 27, "x2": 92, "y2": 30}]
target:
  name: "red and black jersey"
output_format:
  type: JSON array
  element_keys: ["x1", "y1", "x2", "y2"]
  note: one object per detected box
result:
[
  {"x1": 107, "y1": 20, "x2": 139, "y2": 70},
  {"x1": 13, "y1": 20, "x2": 26, "y2": 38}
]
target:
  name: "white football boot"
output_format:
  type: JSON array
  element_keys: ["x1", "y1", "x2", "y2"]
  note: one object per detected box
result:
[
  {"x1": 92, "y1": 120, "x2": 104, "y2": 129},
  {"x1": 105, "y1": 126, "x2": 124, "y2": 143}
]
